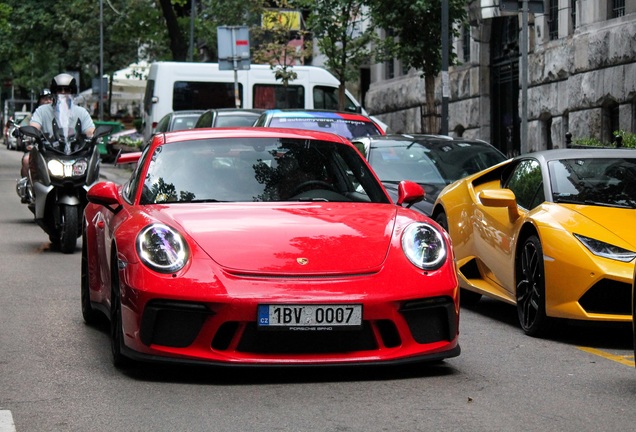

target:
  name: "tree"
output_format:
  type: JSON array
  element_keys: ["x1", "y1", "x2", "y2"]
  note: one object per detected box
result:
[
  {"x1": 251, "y1": 0, "x2": 312, "y2": 86},
  {"x1": 302, "y1": 0, "x2": 377, "y2": 111},
  {"x1": 368, "y1": 0, "x2": 467, "y2": 132}
]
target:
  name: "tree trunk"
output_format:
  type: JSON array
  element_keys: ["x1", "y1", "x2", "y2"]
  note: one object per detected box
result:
[
  {"x1": 421, "y1": 74, "x2": 439, "y2": 133},
  {"x1": 158, "y1": 0, "x2": 187, "y2": 61}
]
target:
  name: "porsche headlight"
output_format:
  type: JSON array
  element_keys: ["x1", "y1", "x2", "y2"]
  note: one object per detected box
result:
[
  {"x1": 136, "y1": 224, "x2": 189, "y2": 273},
  {"x1": 402, "y1": 223, "x2": 447, "y2": 270},
  {"x1": 573, "y1": 234, "x2": 636, "y2": 263}
]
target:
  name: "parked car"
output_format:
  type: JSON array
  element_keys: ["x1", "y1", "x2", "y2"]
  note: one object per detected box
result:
[
  {"x1": 154, "y1": 109, "x2": 204, "y2": 133},
  {"x1": 144, "y1": 109, "x2": 204, "y2": 149},
  {"x1": 82, "y1": 127, "x2": 460, "y2": 368},
  {"x1": 432, "y1": 148, "x2": 636, "y2": 336},
  {"x1": 5, "y1": 111, "x2": 31, "y2": 150},
  {"x1": 194, "y1": 108, "x2": 264, "y2": 128},
  {"x1": 254, "y1": 109, "x2": 385, "y2": 140},
  {"x1": 351, "y1": 134, "x2": 507, "y2": 215}
]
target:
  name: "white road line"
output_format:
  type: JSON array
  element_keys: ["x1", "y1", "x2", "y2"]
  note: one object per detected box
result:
[{"x1": 0, "y1": 411, "x2": 16, "y2": 432}]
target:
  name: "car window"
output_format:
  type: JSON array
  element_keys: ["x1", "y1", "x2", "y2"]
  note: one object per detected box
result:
[
  {"x1": 504, "y1": 159, "x2": 544, "y2": 210},
  {"x1": 253, "y1": 85, "x2": 304, "y2": 109},
  {"x1": 549, "y1": 157, "x2": 636, "y2": 208},
  {"x1": 215, "y1": 114, "x2": 259, "y2": 127},
  {"x1": 140, "y1": 138, "x2": 389, "y2": 204},
  {"x1": 173, "y1": 81, "x2": 240, "y2": 110},
  {"x1": 313, "y1": 86, "x2": 357, "y2": 112},
  {"x1": 170, "y1": 114, "x2": 200, "y2": 131},
  {"x1": 267, "y1": 117, "x2": 381, "y2": 140},
  {"x1": 195, "y1": 111, "x2": 214, "y2": 128},
  {"x1": 154, "y1": 114, "x2": 170, "y2": 133}
]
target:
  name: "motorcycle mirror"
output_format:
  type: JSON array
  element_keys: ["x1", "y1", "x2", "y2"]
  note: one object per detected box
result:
[
  {"x1": 19, "y1": 125, "x2": 43, "y2": 139},
  {"x1": 93, "y1": 125, "x2": 113, "y2": 140}
]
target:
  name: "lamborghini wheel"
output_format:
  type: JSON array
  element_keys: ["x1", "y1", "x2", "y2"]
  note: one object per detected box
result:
[{"x1": 516, "y1": 235, "x2": 551, "y2": 337}]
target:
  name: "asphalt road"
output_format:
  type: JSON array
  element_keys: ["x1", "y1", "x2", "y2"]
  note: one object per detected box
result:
[{"x1": 1, "y1": 146, "x2": 635, "y2": 432}]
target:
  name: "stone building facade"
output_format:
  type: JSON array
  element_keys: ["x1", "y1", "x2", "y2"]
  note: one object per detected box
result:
[{"x1": 364, "y1": 0, "x2": 636, "y2": 157}]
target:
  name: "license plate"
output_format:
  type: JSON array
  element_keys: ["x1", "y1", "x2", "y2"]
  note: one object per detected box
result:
[{"x1": 257, "y1": 304, "x2": 362, "y2": 330}]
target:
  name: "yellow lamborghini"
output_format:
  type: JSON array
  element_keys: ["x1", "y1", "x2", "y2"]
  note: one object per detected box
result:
[{"x1": 432, "y1": 148, "x2": 636, "y2": 336}]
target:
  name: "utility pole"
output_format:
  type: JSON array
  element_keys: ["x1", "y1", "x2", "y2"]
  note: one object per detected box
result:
[
  {"x1": 188, "y1": 0, "x2": 195, "y2": 62},
  {"x1": 441, "y1": 0, "x2": 449, "y2": 135},
  {"x1": 520, "y1": 0, "x2": 528, "y2": 154},
  {"x1": 99, "y1": 0, "x2": 104, "y2": 121}
]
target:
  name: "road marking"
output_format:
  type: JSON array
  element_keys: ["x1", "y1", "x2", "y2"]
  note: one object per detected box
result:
[
  {"x1": 0, "y1": 411, "x2": 16, "y2": 432},
  {"x1": 578, "y1": 346, "x2": 635, "y2": 367}
]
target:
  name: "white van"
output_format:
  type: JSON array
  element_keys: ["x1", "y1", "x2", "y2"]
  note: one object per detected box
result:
[{"x1": 143, "y1": 61, "x2": 372, "y2": 141}]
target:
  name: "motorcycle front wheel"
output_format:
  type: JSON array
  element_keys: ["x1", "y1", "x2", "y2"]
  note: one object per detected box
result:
[{"x1": 59, "y1": 205, "x2": 79, "y2": 254}]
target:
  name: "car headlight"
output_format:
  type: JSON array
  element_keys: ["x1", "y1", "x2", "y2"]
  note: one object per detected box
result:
[
  {"x1": 47, "y1": 159, "x2": 88, "y2": 178},
  {"x1": 136, "y1": 224, "x2": 189, "y2": 273},
  {"x1": 573, "y1": 234, "x2": 636, "y2": 263},
  {"x1": 402, "y1": 223, "x2": 447, "y2": 270}
]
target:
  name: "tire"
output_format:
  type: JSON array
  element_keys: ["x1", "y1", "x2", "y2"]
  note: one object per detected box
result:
[
  {"x1": 434, "y1": 211, "x2": 449, "y2": 232},
  {"x1": 81, "y1": 232, "x2": 99, "y2": 325},
  {"x1": 110, "y1": 250, "x2": 130, "y2": 369},
  {"x1": 60, "y1": 205, "x2": 79, "y2": 254},
  {"x1": 516, "y1": 235, "x2": 552, "y2": 337}
]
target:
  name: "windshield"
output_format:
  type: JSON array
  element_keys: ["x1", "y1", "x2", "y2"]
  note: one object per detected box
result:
[
  {"x1": 268, "y1": 117, "x2": 381, "y2": 139},
  {"x1": 140, "y1": 137, "x2": 390, "y2": 205},
  {"x1": 550, "y1": 157, "x2": 636, "y2": 208},
  {"x1": 367, "y1": 140, "x2": 506, "y2": 184}
]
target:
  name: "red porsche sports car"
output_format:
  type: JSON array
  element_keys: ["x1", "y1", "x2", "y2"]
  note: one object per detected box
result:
[{"x1": 82, "y1": 127, "x2": 460, "y2": 367}]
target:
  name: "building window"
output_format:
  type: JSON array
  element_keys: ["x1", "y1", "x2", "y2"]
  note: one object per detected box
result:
[
  {"x1": 571, "y1": 0, "x2": 576, "y2": 29},
  {"x1": 385, "y1": 59, "x2": 395, "y2": 80},
  {"x1": 603, "y1": 102, "x2": 620, "y2": 143},
  {"x1": 462, "y1": 24, "x2": 471, "y2": 63},
  {"x1": 548, "y1": 0, "x2": 559, "y2": 40},
  {"x1": 612, "y1": 0, "x2": 625, "y2": 18}
]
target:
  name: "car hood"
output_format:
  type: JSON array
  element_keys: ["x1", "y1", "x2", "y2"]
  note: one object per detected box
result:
[
  {"x1": 156, "y1": 203, "x2": 398, "y2": 274},
  {"x1": 557, "y1": 204, "x2": 636, "y2": 249}
]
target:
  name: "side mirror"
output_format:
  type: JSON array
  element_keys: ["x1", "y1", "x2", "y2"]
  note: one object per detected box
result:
[
  {"x1": 92, "y1": 125, "x2": 113, "y2": 140},
  {"x1": 478, "y1": 189, "x2": 520, "y2": 222},
  {"x1": 87, "y1": 181, "x2": 121, "y2": 213},
  {"x1": 396, "y1": 180, "x2": 425, "y2": 207},
  {"x1": 19, "y1": 125, "x2": 43, "y2": 139}
]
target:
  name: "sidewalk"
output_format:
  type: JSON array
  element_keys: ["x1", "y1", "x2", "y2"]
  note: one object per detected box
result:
[{"x1": 99, "y1": 162, "x2": 133, "y2": 184}]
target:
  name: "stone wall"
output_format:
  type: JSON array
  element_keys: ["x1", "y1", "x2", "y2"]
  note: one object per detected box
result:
[{"x1": 365, "y1": 12, "x2": 636, "y2": 150}]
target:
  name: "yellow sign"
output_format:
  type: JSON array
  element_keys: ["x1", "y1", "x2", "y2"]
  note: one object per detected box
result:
[{"x1": 262, "y1": 10, "x2": 301, "y2": 31}]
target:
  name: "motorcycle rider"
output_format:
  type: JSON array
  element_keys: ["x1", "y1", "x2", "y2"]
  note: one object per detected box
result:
[
  {"x1": 19, "y1": 89, "x2": 53, "y2": 178},
  {"x1": 30, "y1": 73, "x2": 95, "y2": 139}
]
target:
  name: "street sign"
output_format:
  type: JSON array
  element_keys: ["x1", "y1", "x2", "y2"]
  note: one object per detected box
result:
[{"x1": 217, "y1": 26, "x2": 251, "y2": 71}]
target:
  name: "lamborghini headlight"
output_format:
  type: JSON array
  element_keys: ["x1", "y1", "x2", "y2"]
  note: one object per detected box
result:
[
  {"x1": 137, "y1": 224, "x2": 189, "y2": 273},
  {"x1": 402, "y1": 223, "x2": 447, "y2": 270},
  {"x1": 573, "y1": 233, "x2": 636, "y2": 263}
]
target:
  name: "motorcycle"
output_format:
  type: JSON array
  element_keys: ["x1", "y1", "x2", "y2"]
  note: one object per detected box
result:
[{"x1": 17, "y1": 119, "x2": 111, "y2": 253}]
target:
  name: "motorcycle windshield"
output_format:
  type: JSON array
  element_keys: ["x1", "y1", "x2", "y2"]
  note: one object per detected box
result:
[{"x1": 54, "y1": 95, "x2": 82, "y2": 154}]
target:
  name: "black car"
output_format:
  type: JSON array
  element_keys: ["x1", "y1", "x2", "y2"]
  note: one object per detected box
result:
[
  {"x1": 194, "y1": 108, "x2": 264, "y2": 128},
  {"x1": 351, "y1": 134, "x2": 508, "y2": 215}
]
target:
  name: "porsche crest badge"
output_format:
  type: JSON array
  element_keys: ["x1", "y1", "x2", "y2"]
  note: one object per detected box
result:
[{"x1": 296, "y1": 257, "x2": 309, "y2": 265}]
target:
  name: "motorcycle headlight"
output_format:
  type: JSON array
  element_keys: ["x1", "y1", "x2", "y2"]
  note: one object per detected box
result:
[
  {"x1": 402, "y1": 223, "x2": 447, "y2": 270},
  {"x1": 73, "y1": 159, "x2": 88, "y2": 176},
  {"x1": 136, "y1": 224, "x2": 189, "y2": 273},
  {"x1": 573, "y1": 234, "x2": 636, "y2": 262},
  {"x1": 47, "y1": 159, "x2": 88, "y2": 178},
  {"x1": 47, "y1": 159, "x2": 65, "y2": 177}
]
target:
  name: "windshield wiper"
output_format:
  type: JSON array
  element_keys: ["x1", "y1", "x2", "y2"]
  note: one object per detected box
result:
[{"x1": 183, "y1": 199, "x2": 225, "y2": 203}]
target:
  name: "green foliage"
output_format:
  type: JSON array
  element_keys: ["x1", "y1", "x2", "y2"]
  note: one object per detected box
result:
[
  {"x1": 368, "y1": 0, "x2": 467, "y2": 77},
  {"x1": 573, "y1": 131, "x2": 636, "y2": 148}
]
